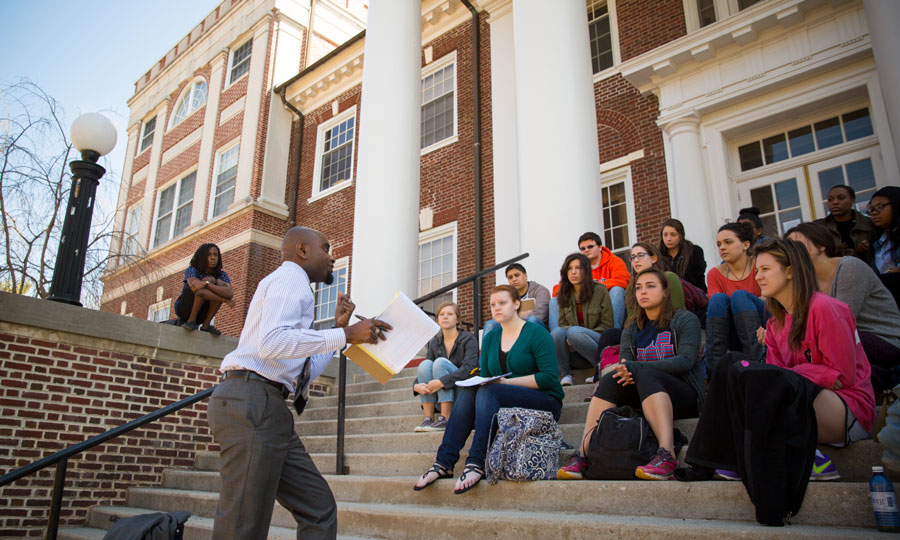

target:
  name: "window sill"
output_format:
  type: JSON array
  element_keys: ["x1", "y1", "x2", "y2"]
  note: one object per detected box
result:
[
  {"x1": 308, "y1": 179, "x2": 354, "y2": 204},
  {"x1": 420, "y1": 135, "x2": 459, "y2": 156}
]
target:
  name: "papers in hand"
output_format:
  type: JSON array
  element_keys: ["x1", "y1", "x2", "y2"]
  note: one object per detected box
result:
[
  {"x1": 344, "y1": 292, "x2": 440, "y2": 385},
  {"x1": 456, "y1": 372, "x2": 513, "y2": 387}
]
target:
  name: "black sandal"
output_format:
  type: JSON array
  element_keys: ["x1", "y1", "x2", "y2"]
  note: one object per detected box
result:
[
  {"x1": 413, "y1": 463, "x2": 453, "y2": 491},
  {"x1": 453, "y1": 463, "x2": 485, "y2": 494}
]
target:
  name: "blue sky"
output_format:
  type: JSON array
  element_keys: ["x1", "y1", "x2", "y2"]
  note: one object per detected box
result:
[{"x1": 0, "y1": 0, "x2": 221, "y2": 203}]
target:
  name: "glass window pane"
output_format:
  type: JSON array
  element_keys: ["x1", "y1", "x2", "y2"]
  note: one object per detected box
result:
[
  {"x1": 760, "y1": 214, "x2": 778, "y2": 238},
  {"x1": 787, "y1": 126, "x2": 815, "y2": 157},
  {"x1": 763, "y1": 134, "x2": 789, "y2": 164},
  {"x1": 814, "y1": 117, "x2": 843, "y2": 149},
  {"x1": 750, "y1": 186, "x2": 775, "y2": 215},
  {"x1": 778, "y1": 208, "x2": 803, "y2": 235},
  {"x1": 697, "y1": 0, "x2": 716, "y2": 27},
  {"x1": 607, "y1": 183, "x2": 625, "y2": 205},
  {"x1": 774, "y1": 179, "x2": 800, "y2": 210},
  {"x1": 612, "y1": 226, "x2": 628, "y2": 250},
  {"x1": 738, "y1": 0, "x2": 762, "y2": 8},
  {"x1": 843, "y1": 108, "x2": 873, "y2": 141},
  {"x1": 817, "y1": 166, "x2": 846, "y2": 198},
  {"x1": 738, "y1": 142, "x2": 764, "y2": 171},
  {"x1": 845, "y1": 159, "x2": 876, "y2": 193}
]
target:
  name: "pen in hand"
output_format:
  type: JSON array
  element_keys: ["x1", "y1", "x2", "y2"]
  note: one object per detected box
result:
[{"x1": 354, "y1": 314, "x2": 390, "y2": 340}]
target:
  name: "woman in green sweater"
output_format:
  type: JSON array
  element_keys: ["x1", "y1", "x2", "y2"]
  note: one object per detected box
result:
[{"x1": 413, "y1": 284, "x2": 563, "y2": 494}]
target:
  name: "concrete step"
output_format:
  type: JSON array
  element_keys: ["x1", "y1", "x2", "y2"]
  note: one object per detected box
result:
[
  {"x1": 335, "y1": 502, "x2": 877, "y2": 539},
  {"x1": 157, "y1": 471, "x2": 874, "y2": 529},
  {"x1": 193, "y1": 450, "x2": 465, "y2": 477},
  {"x1": 78, "y1": 506, "x2": 372, "y2": 540},
  {"x1": 345, "y1": 374, "x2": 417, "y2": 394}
]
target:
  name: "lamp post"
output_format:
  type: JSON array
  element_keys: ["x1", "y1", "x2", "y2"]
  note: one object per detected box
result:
[{"x1": 48, "y1": 113, "x2": 117, "y2": 306}]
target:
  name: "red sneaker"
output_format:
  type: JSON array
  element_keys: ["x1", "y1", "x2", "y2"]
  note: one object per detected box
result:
[
  {"x1": 635, "y1": 448, "x2": 677, "y2": 480},
  {"x1": 557, "y1": 453, "x2": 587, "y2": 480}
]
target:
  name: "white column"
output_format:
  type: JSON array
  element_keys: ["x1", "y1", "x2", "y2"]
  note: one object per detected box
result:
[
  {"x1": 863, "y1": 0, "x2": 900, "y2": 176},
  {"x1": 663, "y1": 115, "x2": 717, "y2": 268},
  {"x1": 108, "y1": 123, "x2": 140, "y2": 267},
  {"x1": 233, "y1": 19, "x2": 272, "y2": 208},
  {"x1": 138, "y1": 101, "x2": 168, "y2": 249},
  {"x1": 513, "y1": 0, "x2": 602, "y2": 288},
  {"x1": 350, "y1": 0, "x2": 421, "y2": 315},
  {"x1": 191, "y1": 50, "x2": 227, "y2": 227},
  {"x1": 484, "y1": 0, "x2": 520, "y2": 284}
]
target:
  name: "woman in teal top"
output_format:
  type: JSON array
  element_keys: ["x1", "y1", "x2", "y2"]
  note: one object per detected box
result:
[{"x1": 413, "y1": 284, "x2": 563, "y2": 494}]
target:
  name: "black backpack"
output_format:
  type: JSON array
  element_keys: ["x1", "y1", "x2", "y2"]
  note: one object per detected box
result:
[{"x1": 583, "y1": 406, "x2": 658, "y2": 480}]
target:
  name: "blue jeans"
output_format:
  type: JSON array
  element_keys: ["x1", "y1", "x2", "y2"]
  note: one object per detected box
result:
[
  {"x1": 416, "y1": 358, "x2": 457, "y2": 403},
  {"x1": 706, "y1": 290, "x2": 766, "y2": 320},
  {"x1": 608, "y1": 286, "x2": 626, "y2": 329},
  {"x1": 705, "y1": 290, "x2": 768, "y2": 374},
  {"x1": 551, "y1": 326, "x2": 602, "y2": 378},
  {"x1": 483, "y1": 315, "x2": 545, "y2": 336},
  {"x1": 434, "y1": 384, "x2": 562, "y2": 470},
  {"x1": 548, "y1": 297, "x2": 559, "y2": 331}
]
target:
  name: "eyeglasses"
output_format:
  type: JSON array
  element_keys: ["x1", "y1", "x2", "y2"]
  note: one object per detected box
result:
[
  {"x1": 866, "y1": 202, "x2": 891, "y2": 216},
  {"x1": 629, "y1": 252, "x2": 651, "y2": 261},
  {"x1": 579, "y1": 244, "x2": 598, "y2": 251}
]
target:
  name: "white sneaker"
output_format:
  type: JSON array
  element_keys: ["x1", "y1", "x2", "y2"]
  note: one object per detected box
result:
[
  {"x1": 585, "y1": 376, "x2": 595, "y2": 384},
  {"x1": 560, "y1": 375, "x2": 574, "y2": 386}
]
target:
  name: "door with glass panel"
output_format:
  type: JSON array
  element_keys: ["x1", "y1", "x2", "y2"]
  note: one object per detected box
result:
[
  {"x1": 808, "y1": 146, "x2": 885, "y2": 219},
  {"x1": 737, "y1": 169, "x2": 813, "y2": 237}
]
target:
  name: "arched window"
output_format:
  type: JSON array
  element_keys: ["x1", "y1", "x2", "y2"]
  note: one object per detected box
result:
[{"x1": 169, "y1": 79, "x2": 207, "y2": 128}]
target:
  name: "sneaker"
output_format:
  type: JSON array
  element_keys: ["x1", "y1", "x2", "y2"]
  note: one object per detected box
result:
[
  {"x1": 414, "y1": 417, "x2": 434, "y2": 432},
  {"x1": 635, "y1": 448, "x2": 678, "y2": 480},
  {"x1": 810, "y1": 449, "x2": 840, "y2": 481},
  {"x1": 585, "y1": 375, "x2": 595, "y2": 384},
  {"x1": 557, "y1": 453, "x2": 587, "y2": 480},
  {"x1": 183, "y1": 321, "x2": 200, "y2": 331},
  {"x1": 560, "y1": 375, "x2": 574, "y2": 386},
  {"x1": 714, "y1": 469, "x2": 741, "y2": 481},
  {"x1": 426, "y1": 415, "x2": 448, "y2": 431}
]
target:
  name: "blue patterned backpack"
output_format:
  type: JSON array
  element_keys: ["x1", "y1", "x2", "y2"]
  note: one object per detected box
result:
[{"x1": 486, "y1": 407, "x2": 563, "y2": 483}]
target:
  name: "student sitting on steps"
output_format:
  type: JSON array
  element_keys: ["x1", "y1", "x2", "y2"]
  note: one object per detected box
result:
[
  {"x1": 558, "y1": 268, "x2": 705, "y2": 481},
  {"x1": 412, "y1": 301, "x2": 479, "y2": 432}
]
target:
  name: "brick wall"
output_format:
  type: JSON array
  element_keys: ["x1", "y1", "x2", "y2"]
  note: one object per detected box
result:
[
  {"x1": 616, "y1": 0, "x2": 686, "y2": 61},
  {"x1": 0, "y1": 293, "x2": 229, "y2": 538}
]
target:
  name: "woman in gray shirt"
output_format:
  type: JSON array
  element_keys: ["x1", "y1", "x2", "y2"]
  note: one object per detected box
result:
[{"x1": 786, "y1": 222, "x2": 900, "y2": 393}]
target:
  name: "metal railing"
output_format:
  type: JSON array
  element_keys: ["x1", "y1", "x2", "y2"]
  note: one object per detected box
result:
[
  {"x1": 1, "y1": 251, "x2": 529, "y2": 537},
  {"x1": 334, "y1": 252, "x2": 529, "y2": 474}
]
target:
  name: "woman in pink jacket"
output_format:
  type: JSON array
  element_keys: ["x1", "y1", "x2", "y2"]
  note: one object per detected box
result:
[{"x1": 755, "y1": 238, "x2": 875, "y2": 479}]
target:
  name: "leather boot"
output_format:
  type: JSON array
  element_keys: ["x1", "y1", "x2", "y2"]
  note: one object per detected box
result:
[
  {"x1": 704, "y1": 316, "x2": 731, "y2": 377},
  {"x1": 734, "y1": 310, "x2": 767, "y2": 363}
]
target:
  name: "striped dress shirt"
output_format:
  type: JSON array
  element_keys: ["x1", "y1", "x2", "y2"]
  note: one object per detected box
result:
[{"x1": 219, "y1": 261, "x2": 346, "y2": 392}]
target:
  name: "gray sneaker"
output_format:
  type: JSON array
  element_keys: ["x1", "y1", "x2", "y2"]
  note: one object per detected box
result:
[
  {"x1": 427, "y1": 415, "x2": 448, "y2": 431},
  {"x1": 560, "y1": 375, "x2": 574, "y2": 386},
  {"x1": 414, "y1": 417, "x2": 434, "y2": 432}
]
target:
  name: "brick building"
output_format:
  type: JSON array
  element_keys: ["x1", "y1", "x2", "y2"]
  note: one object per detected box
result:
[{"x1": 101, "y1": 0, "x2": 900, "y2": 335}]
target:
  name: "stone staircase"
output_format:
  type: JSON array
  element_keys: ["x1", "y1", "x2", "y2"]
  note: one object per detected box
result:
[{"x1": 59, "y1": 367, "x2": 883, "y2": 539}]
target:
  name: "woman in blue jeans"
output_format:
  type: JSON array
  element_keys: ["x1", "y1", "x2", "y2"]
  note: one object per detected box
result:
[
  {"x1": 551, "y1": 253, "x2": 614, "y2": 386},
  {"x1": 413, "y1": 284, "x2": 563, "y2": 494},
  {"x1": 412, "y1": 301, "x2": 479, "y2": 432}
]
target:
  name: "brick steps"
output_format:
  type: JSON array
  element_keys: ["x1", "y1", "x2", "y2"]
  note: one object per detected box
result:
[{"x1": 64, "y1": 368, "x2": 884, "y2": 537}]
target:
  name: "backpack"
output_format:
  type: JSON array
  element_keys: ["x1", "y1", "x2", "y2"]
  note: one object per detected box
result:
[
  {"x1": 486, "y1": 407, "x2": 562, "y2": 483},
  {"x1": 583, "y1": 406, "x2": 658, "y2": 480},
  {"x1": 680, "y1": 278, "x2": 709, "y2": 313}
]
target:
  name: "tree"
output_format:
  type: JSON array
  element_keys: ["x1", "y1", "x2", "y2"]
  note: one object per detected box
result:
[{"x1": 0, "y1": 80, "x2": 136, "y2": 308}]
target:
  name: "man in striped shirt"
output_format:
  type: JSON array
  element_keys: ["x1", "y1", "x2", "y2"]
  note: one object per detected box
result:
[{"x1": 208, "y1": 227, "x2": 390, "y2": 540}]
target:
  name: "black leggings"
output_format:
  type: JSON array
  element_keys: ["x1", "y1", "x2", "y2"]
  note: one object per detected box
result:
[{"x1": 593, "y1": 366, "x2": 700, "y2": 420}]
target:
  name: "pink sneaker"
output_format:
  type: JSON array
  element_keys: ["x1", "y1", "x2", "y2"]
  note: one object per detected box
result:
[
  {"x1": 557, "y1": 453, "x2": 587, "y2": 480},
  {"x1": 635, "y1": 448, "x2": 677, "y2": 480}
]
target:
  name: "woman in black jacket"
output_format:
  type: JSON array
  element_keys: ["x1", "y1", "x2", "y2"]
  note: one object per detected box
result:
[{"x1": 659, "y1": 218, "x2": 707, "y2": 292}]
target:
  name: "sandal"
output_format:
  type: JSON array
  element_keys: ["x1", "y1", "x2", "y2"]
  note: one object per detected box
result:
[
  {"x1": 413, "y1": 463, "x2": 453, "y2": 491},
  {"x1": 453, "y1": 463, "x2": 484, "y2": 494}
]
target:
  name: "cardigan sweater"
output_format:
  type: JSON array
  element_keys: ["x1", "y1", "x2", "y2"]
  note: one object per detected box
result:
[{"x1": 480, "y1": 321, "x2": 564, "y2": 402}]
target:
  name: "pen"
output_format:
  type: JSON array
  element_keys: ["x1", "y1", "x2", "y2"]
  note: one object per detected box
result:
[{"x1": 355, "y1": 314, "x2": 390, "y2": 334}]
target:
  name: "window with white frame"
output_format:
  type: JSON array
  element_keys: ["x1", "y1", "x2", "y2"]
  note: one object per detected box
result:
[
  {"x1": 313, "y1": 107, "x2": 356, "y2": 196},
  {"x1": 418, "y1": 223, "x2": 456, "y2": 316},
  {"x1": 587, "y1": 0, "x2": 615, "y2": 74},
  {"x1": 122, "y1": 204, "x2": 142, "y2": 259},
  {"x1": 600, "y1": 167, "x2": 636, "y2": 265},
  {"x1": 140, "y1": 116, "x2": 156, "y2": 153},
  {"x1": 313, "y1": 258, "x2": 349, "y2": 330},
  {"x1": 169, "y1": 79, "x2": 208, "y2": 128},
  {"x1": 152, "y1": 172, "x2": 195, "y2": 248},
  {"x1": 421, "y1": 54, "x2": 456, "y2": 150},
  {"x1": 230, "y1": 40, "x2": 252, "y2": 84},
  {"x1": 684, "y1": 0, "x2": 765, "y2": 31},
  {"x1": 212, "y1": 145, "x2": 239, "y2": 217},
  {"x1": 148, "y1": 299, "x2": 171, "y2": 323}
]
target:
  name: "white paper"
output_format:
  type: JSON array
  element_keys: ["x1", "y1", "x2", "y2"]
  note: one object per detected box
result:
[
  {"x1": 357, "y1": 292, "x2": 440, "y2": 374},
  {"x1": 455, "y1": 372, "x2": 513, "y2": 387}
]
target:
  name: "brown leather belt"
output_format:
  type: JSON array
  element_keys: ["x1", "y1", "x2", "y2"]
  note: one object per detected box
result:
[{"x1": 222, "y1": 369, "x2": 289, "y2": 398}]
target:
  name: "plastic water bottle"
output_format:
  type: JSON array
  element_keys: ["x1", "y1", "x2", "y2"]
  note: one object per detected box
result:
[{"x1": 870, "y1": 466, "x2": 900, "y2": 532}]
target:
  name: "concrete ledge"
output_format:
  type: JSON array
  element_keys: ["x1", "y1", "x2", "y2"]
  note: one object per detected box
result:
[{"x1": 0, "y1": 292, "x2": 237, "y2": 365}]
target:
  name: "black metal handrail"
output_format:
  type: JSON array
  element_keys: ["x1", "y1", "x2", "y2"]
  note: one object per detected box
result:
[
  {"x1": 0, "y1": 386, "x2": 215, "y2": 540},
  {"x1": 333, "y1": 252, "x2": 529, "y2": 475}
]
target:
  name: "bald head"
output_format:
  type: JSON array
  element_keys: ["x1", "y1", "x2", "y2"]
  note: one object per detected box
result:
[{"x1": 282, "y1": 227, "x2": 334, "y2": 283}]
